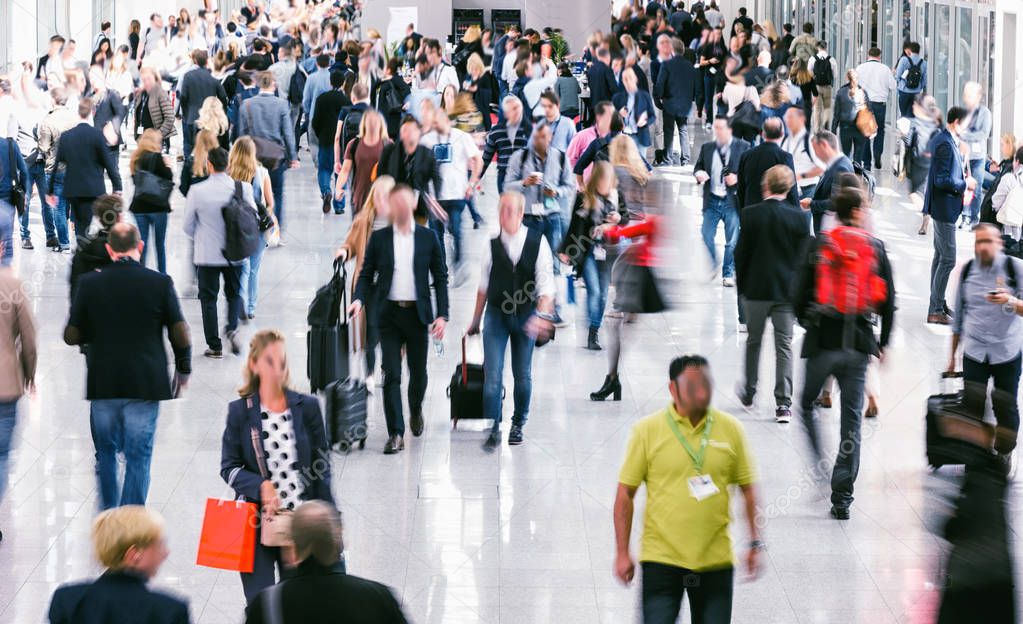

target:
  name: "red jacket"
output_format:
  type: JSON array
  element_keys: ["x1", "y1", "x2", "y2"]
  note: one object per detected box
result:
[{"x1": 603, "y1": 217, "x2": 659, "y2": 266}]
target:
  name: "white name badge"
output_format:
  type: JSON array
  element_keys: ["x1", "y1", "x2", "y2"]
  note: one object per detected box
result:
[
  {"x1": 593, "y1": 246, "x2": 607, "y2": 261},
  {"x1": 688, "y1": 474, "x2": 720, "y2": 501}
]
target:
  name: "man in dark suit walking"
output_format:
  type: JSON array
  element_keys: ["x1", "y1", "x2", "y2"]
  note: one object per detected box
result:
[
  {"x1": 178, "y1": 49, "x2": 228, "y2": 158},
  {"x1": 693, "y1": 116, "x2": 750, "y2": 286},
  {"x1": 653, "y1": 35, "x2": 699, "y2": 166},
  {"x1": 735, "y1": 117, "x2": 798, "y2": 210},
  {"x1": 47, "y1": 97, "x2": 123, "y2": 243},
  {"x1": 800, "y1": 130, "x2": 854, "y2": 233},
  {"x1": 735, "y1": 165, "x2": 812, "y2": 423},
  {"x1": 63, "y1": 223, "x2": 191, "y2": 509},
  {"x1": 349, "y1": 185, "x2": 449, "y2": 454},
  {"x1": 925, "y1": 107, "x2": 975, "y2": 325},
  {"x1": 586, "y1": 47, "x2": 621, "y2": 123}
]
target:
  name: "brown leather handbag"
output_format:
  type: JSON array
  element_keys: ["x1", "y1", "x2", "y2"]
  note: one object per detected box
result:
[{"x1": 855, "y1": 106, "x2": 878, "y2": 138}]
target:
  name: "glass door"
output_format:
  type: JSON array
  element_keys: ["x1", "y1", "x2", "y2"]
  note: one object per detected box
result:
[
  {"x1": 953, "y1": 6, "x2": 973, "y2": 103},
  {"x1": 931, "y1": 3, "x2": 952, "y2": 111}
]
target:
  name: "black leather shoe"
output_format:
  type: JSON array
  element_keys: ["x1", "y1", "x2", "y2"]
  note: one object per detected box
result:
[
  {"x1": 483, "y1": 431, "x2": 500, "y2": 452},
  {"x1": 384, "y1": 435, "x2": 404, "y2": 454},
  {"x1": 590, "y1": 375, "x2": 622, "y2": 401},
  {"x1": 508, "y1": 425, "x2": 524, "y2": 445},
  {"x1": 410, "y1": 408, "x2": 424, "y2": 437},
  {"x1": 586, "y1": 328, "x2": 602, "y2": 351},
  {"x1": 829, "y1": 505, "x2": 850, "y2": 520}
]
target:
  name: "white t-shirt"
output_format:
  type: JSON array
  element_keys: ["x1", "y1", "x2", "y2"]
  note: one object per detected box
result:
[{"x1": 421, "y1": 128, "x2": 480, "y2": 200}]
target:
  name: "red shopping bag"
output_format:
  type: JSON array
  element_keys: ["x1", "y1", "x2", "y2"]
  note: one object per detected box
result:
[{"x1": 196, "y1": 497, "x2": 258, "y2": 572}]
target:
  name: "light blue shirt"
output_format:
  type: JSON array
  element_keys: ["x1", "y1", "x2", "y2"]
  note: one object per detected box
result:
[
  {"x1": 546, "y1": 115, "x2": 577, "y2": 154},
  {"x1": 894, "y1": 54, "x2": 927, "y2": 93},
  {"x1": 954, "y1": 254, "x2": 1023, "y2": 365},
  {"x1": 302, "y1": 68, "x2": 333, "y2": 124}
]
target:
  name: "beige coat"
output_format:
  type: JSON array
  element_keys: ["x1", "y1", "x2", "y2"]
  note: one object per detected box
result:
[{"x1": 0, "y1": 272, "x2": 37, "y2": 401}]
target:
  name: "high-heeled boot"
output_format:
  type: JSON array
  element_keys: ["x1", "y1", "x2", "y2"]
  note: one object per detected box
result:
[{"x1": 590, "y1": 374, "x2": 622, "y2": 401}]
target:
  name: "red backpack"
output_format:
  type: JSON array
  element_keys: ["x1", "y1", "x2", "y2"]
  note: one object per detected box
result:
[{"x1": 814, "y1": 226, "x2": 888, "y2": 315}]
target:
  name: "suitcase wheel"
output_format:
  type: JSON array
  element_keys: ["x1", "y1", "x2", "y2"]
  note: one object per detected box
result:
[
  {"x1": 358, "y1": 438, "x2": 366, "y2": 450},
  {"x1": 337, "y1": 440, "x2": 351, "y2": 454}
]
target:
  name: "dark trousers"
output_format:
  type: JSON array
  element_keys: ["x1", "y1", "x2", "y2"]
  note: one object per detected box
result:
[
  {"x1": 379, "y1": 302, "x2": 429, "y2": 437},
  {"x1": 241, "y1": 527, "x2": 282, "y2": 604},
  {"x1": 662, "y1": 112, "x2": 691, "y2": 163},
  {"x1": 859, "y1": 101, "x2": 886, "y2": 167},
  {"x1": 68, "y1": 196, "x2": 96, "y2": 240},
  {"x1": 182, "y1": 121, "x2": 195, "y2": 160},
  {"x1": 703, "y1": 74, "x2": 717, "y2": 122},
  {"x1": 434, "y1": 199, "x2": 465, "y2": 264},
  {"x1": 799, "y1": 349, "x2": 868, "y2": 509},
  {"x1": 196, "y1": 265, "x2": 243, "y2": 351},
  {"x1": 641, "y1": 562, "x2": 734, "y2": 624},
  {"x1": 839, "y1": 122, "x2": 868, "y2": 167},
  {"x1": 497, "y1": 167, "x2": 508, "y2": 194},
  {"x1": 897, "y1": 91, "x2": 917, "y2": 118},
  {"x1": 963, "y1": 354, "x2": 1021, "y2": 454},
  {"x1": 269, "y1": 162, "x2": 286, "y2": 228}
]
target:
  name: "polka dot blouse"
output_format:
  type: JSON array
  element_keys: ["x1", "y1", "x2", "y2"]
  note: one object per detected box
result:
[{"x1": 261, "y1": 409, "x2": 305, "y2": 510}]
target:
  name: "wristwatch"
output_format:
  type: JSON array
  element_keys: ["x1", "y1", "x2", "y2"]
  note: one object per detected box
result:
[{"x1": 749, "y1": 539, "x2": 767, "y2": 552}]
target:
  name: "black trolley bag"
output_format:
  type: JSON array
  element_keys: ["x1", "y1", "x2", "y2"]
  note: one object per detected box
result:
[
  {"x1": 307, "y1": 259, "x2": 350, "y2": 393},
  {"x1": 926, "y1": 371, "x2": 982, "y2": 470},
  {"x1": 324, "y1": 312, "x2": 369, "y2": 453},
  {"x1": 447, "y1": 335, "x2": 486, "y2": 428}
]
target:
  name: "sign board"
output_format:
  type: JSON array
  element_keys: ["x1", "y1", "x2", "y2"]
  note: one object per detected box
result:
[{"x1": 386, "y1": 7, "x2": 419, "y2": 46}]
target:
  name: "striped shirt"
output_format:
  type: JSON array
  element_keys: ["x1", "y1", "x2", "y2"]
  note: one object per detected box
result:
[{"x1": 482, "y1": 121, "x2": 531, "y2": 176}]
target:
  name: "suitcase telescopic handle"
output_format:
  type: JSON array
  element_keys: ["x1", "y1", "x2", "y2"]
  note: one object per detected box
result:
[{"x1": 461, "y1": 335, "x2": 468, "y2": 386}]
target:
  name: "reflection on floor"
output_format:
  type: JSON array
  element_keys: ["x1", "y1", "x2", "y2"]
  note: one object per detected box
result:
[{"x1": 0, "y1": 125, "x2": 1018, "y2": 623}]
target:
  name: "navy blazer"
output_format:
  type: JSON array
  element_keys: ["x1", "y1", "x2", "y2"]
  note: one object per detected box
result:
[
  {"x1": 735, "y1": 141, "x2": 799, "y2": 210},
  {"x1": 653, "y1": 56, "x2": 699, "y2": 118},
  {"x1": 178, "y1": 67, "x2": 228, "y2": 126},
  {"x1": 586, "y1": 60, "x2": 621, "y2": 109},
  {"x1": 612, "y1": 90, "x2": 657, "y2": 146},
  {"x1": 49, "y1": 122, "x2": 122, "y2": 198},
  {"x1": 923, "y1": 129, "x2": 967, "y2": 224},
  {"x1": 220, "y1": 390, "x2": 334, "y2": 506},
  {"x1": 809, "y1": 155, "x2": 855, "y2": 217},
  {"x1": 693, "y1": 138, "x2": 751, "y2": 210},
  {"x1": 49, "y1": 571, "x2": 189, "y2": 624},
  {"x1": 353, "y1": 225, "x2": 450, "y2": 326}
]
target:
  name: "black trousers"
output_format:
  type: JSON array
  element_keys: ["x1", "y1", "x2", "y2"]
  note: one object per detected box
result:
[
  {"x1": 379, "y1": 301, "x2": 429, "y2": 437},
  {"x1": 641, "y1": 562, "x2": 734, "y2": 624},
  {"x1": 196, "y1": 265, "x2": 242, "y2": 351},
  {"x1": 68, "y1": 196, "x2": 96, "y2": 241}
]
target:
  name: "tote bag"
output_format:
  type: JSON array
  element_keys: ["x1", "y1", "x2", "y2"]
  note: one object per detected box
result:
[{"x1": 196, "y1": 471, "x2": 258, "y2": 573}]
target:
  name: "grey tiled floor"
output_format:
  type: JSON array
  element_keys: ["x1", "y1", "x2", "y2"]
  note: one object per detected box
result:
[{"x1": 0, "y1": 126, "x2": 1019, "y2": 623}]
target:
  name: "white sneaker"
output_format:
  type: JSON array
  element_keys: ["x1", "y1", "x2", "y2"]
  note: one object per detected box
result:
[{"x1": 722, "y1": 277, "x2": 735, "y2": 287}]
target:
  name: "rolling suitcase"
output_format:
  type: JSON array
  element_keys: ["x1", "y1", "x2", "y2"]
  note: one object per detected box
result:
[
  {"x1": 447, "y1": 335, "x2": 487, "y2": 428},
  {"x1": 926, "y1": 371, "x2": 983, "y2": 470},
  {"x1": 324, "y1": 314, "x2": 368, "y2": 453},
  {"x1": 307, "y1": 259, "x2": 349, "y2": 393}
]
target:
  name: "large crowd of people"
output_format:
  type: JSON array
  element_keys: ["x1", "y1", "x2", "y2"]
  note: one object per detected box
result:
[{"x1": 0, "y1": 0, "x2": 1019, "y2": 621}]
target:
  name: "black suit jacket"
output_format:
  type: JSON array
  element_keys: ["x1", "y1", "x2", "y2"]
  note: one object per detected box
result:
[
  {"x1": 93, "y1": 90, "x2": 127, "y2": 147},
  {"x1": 735, "y1": 141, "x2": 798, "y2": 210},
  {"x1": 653, "y1": 56, "x2": 699, "y2": 118},
  {"x1": 220, "y1": 390, "x2": 334, "y2": 505},
  {"x1": 586, "y1": 60, "x2": 620, "y2": 109},
  {"x1": 809, "y1": 155, "x2": 855, "y2": 218},
  {"x1": 734, "y1": 198, "x2": 811, "y2": 301},
  {"x1": 245, "y1": 560, "x2": 408, "y2": 624},
  {"x1": 65, "y1": 259, "x2": 188, "y2": 400},
  {"x1": 354, "y1": 226, "x2": 449, "y2": 326},
  {"x1": 49, "y1": 122, "x2": 122, "y2": 198},
  {"x1": 693, "y1": 138, "x2": 751, "y2": 210},
  {"x1": 377, "y1": 144, "x2": 442, "y2": 217},
  {"x1": 49, "y1": 571, "x2": 189, "y2": 624},
  {"x1": 311, "y1": 89, "x2": 352, "y2": 146},
  {"x1": 179, "y1": 67, "x2": 228, "y2": 126}
]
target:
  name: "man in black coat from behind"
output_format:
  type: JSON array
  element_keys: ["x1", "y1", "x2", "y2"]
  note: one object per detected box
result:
[
  {"x1": 652, "y1": 34, "x2": 699, "y2": 166},
  {"x1": 245, "y1": 501, "x2": 408, "y2": 623},
  {"x1": 586, "y1": 47, "x2": 621, "y2": 123},
  {"x1": 735, "y1": 117, "x2": 799, "y2": 211},
  {"x1": 178, "y1": 49, "x2": 229, "y2": 158}
]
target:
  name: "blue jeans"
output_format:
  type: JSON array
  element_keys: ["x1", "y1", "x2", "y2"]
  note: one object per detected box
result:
[
  {"x1": 482, "y1": 306, "x2": 535, "y2": 433},
  {"x1": 967, "y1": 158, "x2": 986, "y2": 223},
  {"x1": 929, "y1": 220, "x2": 957, "y2": 315},
  {"x1": 642, "y1": 562, "x2": 734, "y2": 624},
  {"x1": 701, "y1": 194, "x2": 739, "y2": 278},
  {"x1": 466, "y1": 195, "x2": 483, "y2": 224},
  {"x1": 582, "y1": 249, "x2": 610, "y2": 329},
  {"x1": 0, "y1": 201, "x2": 13, "y2": 266},
  {"x1": 269, "y1": 163, "x2": 286, "y2": 228},
  {"x1": 524, "y1": 212, "x2": 565, "y2": 315},
  {"x1": 0, "y1": 400, "x2": 17, "y2": 502},
  {"x1": 21, "y1": 161, "x2": 55, "y2": 241},
  {"x1": 48, "y1": 171, "x2": 70, "y2": 246},
  {"x1": 497, "y1": 168, "x2": 507, "y2": 194},
  {"x1": 315, "y1": 145, "x2": 344, "y2": 213},
  {"x1": 435, "y1": 199, "x2": 465, "y2": 264},
  {"x1": 135, "y1": 212, "x2": 169, "y2": 274},
  {"x1": 239, "y1": 241, "x2": 267, "y2": 316},
  {"x1": 90, "y1": 399, "x2": 160, "y2": 510}
]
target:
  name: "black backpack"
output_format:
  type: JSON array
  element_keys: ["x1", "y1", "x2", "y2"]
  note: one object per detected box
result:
[
  {"x1": 288, "y1": 66, "x2": 307, "y2": 106},
  {"x1": 339, "y1": 107, "x2": 364, "y2": 154},
  {"x1": 221, "y1": 181, "x2": 262, "y2": 262},
  {"x1": 905, "y1": 58, "x2": 923, "y2": 90},
  {"x1": 812, "y1": 55, "x2": 834, "y2": 87},
  {"x1": 852, "y1": 161, "x2": 877, "y2": 201}
]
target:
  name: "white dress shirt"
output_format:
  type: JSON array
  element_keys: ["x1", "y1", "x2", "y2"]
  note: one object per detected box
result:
[
  {"x1": 783, "y1": 129, "x2": 825, "y2": 187},
  {"x1": 853, "y1": 59, "x2": 897, "y2": 103},
  {"x1": 478, "y1": 227, "x2": 556, "y2": 300},
  {"x1": 388, "y1": 227, "x2": 417, "y2": 301}
]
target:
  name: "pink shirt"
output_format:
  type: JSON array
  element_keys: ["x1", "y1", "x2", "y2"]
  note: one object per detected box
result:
[{"x1": 567, "y1": 126, "x2": 600, "y2": 183}]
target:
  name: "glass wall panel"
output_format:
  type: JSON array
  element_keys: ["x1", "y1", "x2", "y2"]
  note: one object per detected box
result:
[
  {"x1": 954, "y1": 7, "x2": 972, "y2": 101},
  {"x1": 932, "y1": 4, "x2": 951, "y2": 111}
]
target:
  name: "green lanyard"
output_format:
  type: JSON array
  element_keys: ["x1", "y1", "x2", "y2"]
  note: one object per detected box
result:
[{"x1": 665, "y1": 409, "x2": 714, "y2": 473}]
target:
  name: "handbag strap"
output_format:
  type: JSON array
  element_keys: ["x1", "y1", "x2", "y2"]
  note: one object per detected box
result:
[{"x1": 250, "y1": 426, "x2": 270, "y2": 480}]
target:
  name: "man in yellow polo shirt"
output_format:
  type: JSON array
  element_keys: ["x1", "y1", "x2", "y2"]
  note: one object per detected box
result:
[{"x1": 614, "y1": 354, "x2": 762, "y2": 624}]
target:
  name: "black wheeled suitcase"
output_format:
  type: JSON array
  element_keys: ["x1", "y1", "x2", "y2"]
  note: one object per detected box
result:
[
  {"x1": 447, "y1": 336, "x2": 486, "y2": 428},
  {"x1": 926, "y1": 372, "x2": 979, "y2": 470},
  {"x1": 308, "y1": 259, "x2": 349, "y2": 393},
  {"x1": 324, "y1": 309, "x2": 368, "y2": 453}
]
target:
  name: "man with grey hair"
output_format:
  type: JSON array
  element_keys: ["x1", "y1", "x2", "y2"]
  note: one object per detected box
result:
[
  {"x1": 481, "y1": 95, "x2": 531, "y2": 193},
  {"x1": 245, "y1": 501, "x2": 408, "y2": 623}
]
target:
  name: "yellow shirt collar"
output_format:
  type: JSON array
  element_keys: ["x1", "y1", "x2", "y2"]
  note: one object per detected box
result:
[{"x1": 667, "y1": 403, "x2": 711, "y2": 432}]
